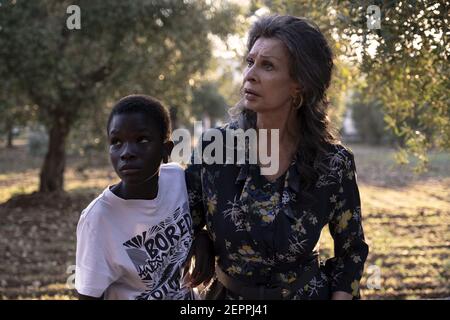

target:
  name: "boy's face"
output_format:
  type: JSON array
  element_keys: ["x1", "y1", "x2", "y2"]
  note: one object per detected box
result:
[{"x1": 108, "y1": 113, "x2": 172, "y2": 185}]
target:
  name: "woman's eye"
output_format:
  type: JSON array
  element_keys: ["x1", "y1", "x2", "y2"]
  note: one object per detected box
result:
[
  {"x1": 263, "y1": 62, "x2": 273, "y2": 70},
  {"x1": 246, "y1": 58, "x2": 254, "y2": 67}
]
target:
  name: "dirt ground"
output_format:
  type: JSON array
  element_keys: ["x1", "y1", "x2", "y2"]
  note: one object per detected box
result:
[{"x1": 0, "y1": 144, "x2": 449, "y2": 299}]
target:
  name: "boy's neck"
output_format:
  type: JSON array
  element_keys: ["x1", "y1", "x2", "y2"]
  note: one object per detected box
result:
[{"x1": 112, "y1": 175, "x2": 159, "y2": 200}]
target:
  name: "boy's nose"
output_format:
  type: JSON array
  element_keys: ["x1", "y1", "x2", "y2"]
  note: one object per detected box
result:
[
  {"x1": 120, "y1": 152, "x2": 136, "y2": 161},
  {"x1": 120, "y1": 143, "x2": 137, "y2": 160}
]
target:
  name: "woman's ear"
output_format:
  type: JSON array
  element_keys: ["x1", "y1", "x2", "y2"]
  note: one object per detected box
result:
[
  {"x1": 162, "y1": 140, "x2": 174, "y2": 163},
  {"x1": 289, "y1": 82, "x2": 301, "y2": 100}
]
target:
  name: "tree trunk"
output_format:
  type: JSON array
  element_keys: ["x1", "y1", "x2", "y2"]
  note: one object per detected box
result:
[
  {"x1": 6, "y1": 124, "x2": 13, "y2": 148},
  {"x1": 170, "y1": 106, "x2": 179, "y2": 130},
  {"x1": 39, "y1": 117, "x2": 70, "y2": 192}
]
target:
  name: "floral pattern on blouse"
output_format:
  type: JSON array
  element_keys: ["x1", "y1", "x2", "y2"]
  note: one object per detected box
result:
[{"x1": 185, "y1": 122, "x2": 369, "y2": 299}]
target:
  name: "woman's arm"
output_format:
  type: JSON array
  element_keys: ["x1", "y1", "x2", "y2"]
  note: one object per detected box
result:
[
  {"x1": 327, "y1": 148, "x2": 369, "y2": 299},
  {"x1": 185, "y1": 157, "x2": 207, "y2": 234},
  {"x1": 183, "y1": 144, "x2": 215, "y2": 287},
  {"x1": 182, "y1": 230, "x2": 215, "y2": 288}
]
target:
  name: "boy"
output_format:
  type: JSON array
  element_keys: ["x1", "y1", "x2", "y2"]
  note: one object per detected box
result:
[{"x1": 75, "y1": 94, "x2": 194, "y2": 300}]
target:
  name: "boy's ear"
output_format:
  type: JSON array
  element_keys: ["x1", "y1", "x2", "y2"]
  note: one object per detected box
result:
[{"x1": 162, "y1": 140, "x2": 174, "y2": 163}]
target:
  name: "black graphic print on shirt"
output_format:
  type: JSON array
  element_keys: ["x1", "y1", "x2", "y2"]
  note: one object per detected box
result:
[{"x1": 123, "y1": 203, "x2": 193, "y2": 300}]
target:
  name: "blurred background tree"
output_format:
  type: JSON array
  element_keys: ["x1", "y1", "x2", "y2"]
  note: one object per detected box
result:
[
  {"x1": 0, "y1": 69, "x2": 36, "y2": 148},
  {"x1": 248, "y1": 0, "x2": 449, "y2": 171},
  {"x1": 191, "y1": 81, "x2": 228, "y2": 127},
  {"x1": 0, "y1": 0, "x2": 239, "y2": 192},
  {"x1": 1, "y1": 0, "x2": 448, "y2": 192},
  {"x1": 349, "y1": 89, "x2": 401, "y2": 146},
  {"x1": 335, "y1": 0, "x2": 449, "y2": 171},
  {"x1": 0, "y1": 99, "x2": 35, "y2": 149}
]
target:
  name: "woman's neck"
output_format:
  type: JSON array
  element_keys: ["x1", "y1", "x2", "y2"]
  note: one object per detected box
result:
[
  {"x1": 256, "y1": 106, "x2": 298, "y2": 146},
  {"x1": 255, "y1": 106, "x2": 299, "y2": 180}
]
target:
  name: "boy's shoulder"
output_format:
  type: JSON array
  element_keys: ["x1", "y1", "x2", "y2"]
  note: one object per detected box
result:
[
  {"x1": 78, "y1": 188, "x2": 110, "y2": 224},
  {"x1": 160, "y1": 161, "x2": 184, "y2": 171},
  {"x1": 160, "y1": 162, "x2": 185, "y2": 177},
  {"x1": 160, "y1": 162, "x2": 186, "y2": 191},
  {"x1": 159, "y1": 163, "x2": 188, "y2": 201}
]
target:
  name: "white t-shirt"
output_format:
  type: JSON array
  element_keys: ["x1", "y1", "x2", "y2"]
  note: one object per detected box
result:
[{"x1": 75, "y1": 162, "x2": 194, "y2": 300}]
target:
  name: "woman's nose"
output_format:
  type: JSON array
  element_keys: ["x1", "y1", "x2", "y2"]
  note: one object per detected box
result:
[{"x1": 243, "y1": 65, "x2": 257, "y2": 83}]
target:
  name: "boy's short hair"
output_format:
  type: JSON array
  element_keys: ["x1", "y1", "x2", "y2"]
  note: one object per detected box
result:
[{"x1": 107, "y1": 94, "x2": 172, "y2": 142}]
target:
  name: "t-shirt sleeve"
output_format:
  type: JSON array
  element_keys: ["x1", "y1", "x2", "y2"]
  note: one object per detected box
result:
[{"x1": 75, "y1": 209, "x2": 116, "y2": 298}]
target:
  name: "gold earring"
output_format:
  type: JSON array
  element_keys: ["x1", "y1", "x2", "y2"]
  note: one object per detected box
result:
[{"x1": 292, "y1": 95, "x2": 303, "y2": 110}]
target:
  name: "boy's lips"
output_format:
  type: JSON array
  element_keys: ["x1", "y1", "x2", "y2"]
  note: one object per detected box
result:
[{"x1": 119, "y1": 165, "x2": 141, "y2": 174}]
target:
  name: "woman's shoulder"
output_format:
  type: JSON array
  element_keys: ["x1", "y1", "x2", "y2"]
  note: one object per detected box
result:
[
  {"x1": 316, "y1": 143, "x2": 356, "y2": 173},
  {"x1": 322, "y1": 143, "x2": 355, "y2": 158},
  {"x1": 202, "y1": 121, "x2": 239, "y2": 135},
  {"x1": 196, "y1": 122, "x2": 240, "y2": 151}
]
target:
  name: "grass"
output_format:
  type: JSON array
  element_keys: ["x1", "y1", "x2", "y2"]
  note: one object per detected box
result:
[{"x1": 0, "y1": 143, "x2": 449, "y2": 299}]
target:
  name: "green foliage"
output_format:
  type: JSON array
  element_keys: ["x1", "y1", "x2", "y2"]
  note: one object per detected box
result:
[
  {"x1": 27, "y1": 126, "x2": 49, "y2": 157},
  {"x1": 0, "y1": 103, "x2": 36, "y2": 146},
  {"x1": 248, "y1": 1, "x2": 449, "y2": 171},
  {"x1": 192, "y1": 82, "x2": 228, "y2": 122},
  {"x1": 0, "y1": 0, "x2": 239, "y2": 190},
  {"x1": 336, "y1": 0, "x2": 449, "y2": 171},
  {"x1": 0, "y1": 0, "x2": 239, "y2": 120},
  {"x1": 349, "y1": 90, "x2": 399, "y2": 145},
  {"x1": 0, "y1": 78, "x2": 36, "y2": 147},
  {"x1": 66, "y1": 103, "x2": 109, "y2": 157}
]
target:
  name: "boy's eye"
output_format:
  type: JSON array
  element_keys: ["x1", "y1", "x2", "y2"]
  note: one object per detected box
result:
[
  {"x1": 137, "y1": 137, "x2": 150, "y2": 143},
  {"x1": 110, "y1": 138, "x2": 122, "y2": 146}
]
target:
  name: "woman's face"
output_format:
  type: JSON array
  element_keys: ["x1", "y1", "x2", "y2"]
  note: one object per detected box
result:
[{"x1": 243, "y1": 37, "x2": 299, "y2": 114}]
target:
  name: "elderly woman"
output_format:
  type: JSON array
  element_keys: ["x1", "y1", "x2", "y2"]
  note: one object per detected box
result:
[{"x1": 185, "y1": 14, "x2": 369, "y2": 300}]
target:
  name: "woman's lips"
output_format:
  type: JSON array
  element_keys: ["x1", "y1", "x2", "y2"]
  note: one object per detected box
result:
[
  {"x1": 244, "y1": 89, "x2": 260, "y2": 101},
  {"x1": 244, "y1": 93, "x2": 259, "y2": 101}
]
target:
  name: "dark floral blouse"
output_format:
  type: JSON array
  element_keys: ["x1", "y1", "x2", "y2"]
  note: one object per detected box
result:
[{"x1": 185, "y1": 122, "x2": 369, "y2": 300}]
